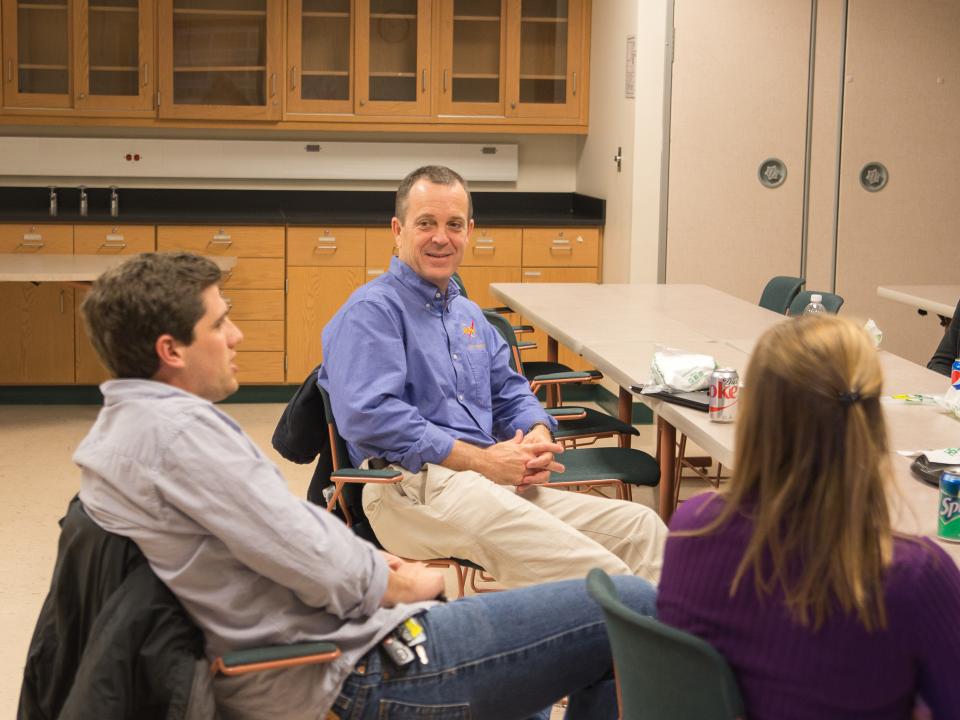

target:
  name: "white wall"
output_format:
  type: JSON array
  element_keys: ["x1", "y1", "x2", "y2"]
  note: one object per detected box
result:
[
  {"x1": 576, "y1": 0, "x2": 668, "y2": 283},
  {"x1": 0, "y1": 125, "x2": 578, "y2": 193}
]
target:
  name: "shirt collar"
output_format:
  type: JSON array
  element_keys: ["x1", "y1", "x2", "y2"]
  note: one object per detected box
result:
[{"x1": 388, "y1": 256, "x2": 462, "y2": 307}]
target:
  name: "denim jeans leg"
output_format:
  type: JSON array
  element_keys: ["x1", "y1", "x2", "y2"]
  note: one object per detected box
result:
[{"x1": 331, "y1": 575, "x2": 657, "y2": 720}]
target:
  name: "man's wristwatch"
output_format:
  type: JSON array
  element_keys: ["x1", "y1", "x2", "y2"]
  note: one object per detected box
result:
[{"x1": 525, "y1": 421, "x2": 555, "y2": 441}]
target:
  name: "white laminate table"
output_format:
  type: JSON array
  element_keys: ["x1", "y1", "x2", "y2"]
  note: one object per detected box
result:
[
  {"x1": 877, "y1": 284, "x2": 959, "y2": 326},
  {"x1": 490, "y1": 282, "x2": 960, "y2": 564},
  {"x1": 0, "y1": 254, "x2": 236, "y2": 283}
]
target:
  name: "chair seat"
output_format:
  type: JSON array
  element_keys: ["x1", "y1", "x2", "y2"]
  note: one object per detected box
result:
[
  {"x1": 557, "y1": 447, "x2": 660, "y2": 487},
  {"x1": 554, "y1": 407, "x2": 640, "y2": 441}
]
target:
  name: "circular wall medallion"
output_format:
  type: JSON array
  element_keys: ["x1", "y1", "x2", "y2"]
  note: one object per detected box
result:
[
  {"x1": 859, "y1": 162, "x2": 888, "y2": 192},
  {"x1": 758, "y1": 158, "x2": 787, "y2": 188}
]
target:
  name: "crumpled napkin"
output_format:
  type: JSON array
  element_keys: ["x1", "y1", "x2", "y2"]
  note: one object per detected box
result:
[
  {"x1": 644, "y1": 348, "x2": 717, "y2": 393},
  {"x1": 864, "y1": 318, "x2": 882, "y2": 348}
]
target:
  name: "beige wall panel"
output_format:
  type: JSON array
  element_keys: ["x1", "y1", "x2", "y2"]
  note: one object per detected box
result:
[
  {"x1": 666, "y1": 0, "x2": 809, "y2": 302},
  {"x1": 836, "y1": 0, "x2": 960, "y2": 364},
  {"x1": 804, "y1": 0, "x2": 844, "y2": 292}
]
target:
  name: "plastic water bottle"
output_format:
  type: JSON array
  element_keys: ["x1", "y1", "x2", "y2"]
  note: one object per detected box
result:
[{"x1": 803, "y1": 294, "x2": 827, "y2": 314}]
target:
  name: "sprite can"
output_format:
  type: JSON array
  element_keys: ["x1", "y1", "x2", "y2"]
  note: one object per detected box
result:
[{"x1": 938, "y1": 469, "x2": 960, "y2": 543}]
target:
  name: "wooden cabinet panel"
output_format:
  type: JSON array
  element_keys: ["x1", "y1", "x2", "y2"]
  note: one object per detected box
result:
[
  {"x1": 236, "y1": 351, "x2": 284, "y2": 383},
  {"x1": 287, "y1": 226, "x2": 365, "y2": 266},
  {"x1": 157, "y1": 226, "x2": 285, "y2": 257},
  {"x1": 365, "y1": 227, "x2": 396, "y2": 271},
  {"x1": 0, "y1": 225, "x2": 73, "y2": 253},
  {"x1": 285, "y1": 0, "x2": 354, "y2": 115},
  {"x1": 74, "y1": 224, "x2": 155, "y2": 253},
  {"x1": 436, "y1": 0, "x2": 507, "y2": 116},
  {"x1": 461, "y1": 227, "x2": 521, "y2": 267},
  {"x1": 0, "y1": 284, "x2": 75, "y2": 383},
  {"x1": 519, "y1": 265, "x2": 597, "y2": 370},
  {"x1": 286, "y1": 265, "x2": 365, "y2": 381},
  {"x1": 1, "y1": 0, "x2": 73, "y2": 109},
  {"x1": 224, "y1": 289, "x2": 284, "y2": 320},
  {"x1": 456, "y1": 265, "x2": 521, "y2": 311},
  {"x1": 234, "y1": 319, "x2": 283, "y2": 351},
  {"x1": 521, "y1": 227, "x2": 598, "y2": 267},
  {"x1": 221, "y1": 258, "x2": 285, "y2": 290}
]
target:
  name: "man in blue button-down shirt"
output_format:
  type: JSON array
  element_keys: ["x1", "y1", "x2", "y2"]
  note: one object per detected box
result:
[{"x1": 319, "y1": 166, "x2": 667, "y2": 587}]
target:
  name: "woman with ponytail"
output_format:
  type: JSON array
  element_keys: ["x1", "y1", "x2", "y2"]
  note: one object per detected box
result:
[{"x1": 657, "y1": 314, "x2": 960, "y2": 719}]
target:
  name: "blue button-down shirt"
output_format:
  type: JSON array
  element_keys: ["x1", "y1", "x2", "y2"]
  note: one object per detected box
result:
[{"x1": 318, "y1": 257, "x2": 555, "y2": 472}]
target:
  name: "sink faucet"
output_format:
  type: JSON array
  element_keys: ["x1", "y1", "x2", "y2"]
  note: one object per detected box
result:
[
  {"x1": 109, "y1": 186, "x2": 119, "y2": 217},
  {"x1": 48, "y1": 186, "x2": 58, "y2": 217},
  {"x1": 78, "y1": 185, "x2": 88, "y2": 217}
]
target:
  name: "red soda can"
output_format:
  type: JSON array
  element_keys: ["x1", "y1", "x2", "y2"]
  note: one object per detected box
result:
[{"x1": 708, "y1": 368, "x2": 739, "y2": 422}]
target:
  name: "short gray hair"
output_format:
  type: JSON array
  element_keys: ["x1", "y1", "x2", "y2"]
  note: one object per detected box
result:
[{"x1": 395, "y1": 165, "x2": 472, "y2": 222}]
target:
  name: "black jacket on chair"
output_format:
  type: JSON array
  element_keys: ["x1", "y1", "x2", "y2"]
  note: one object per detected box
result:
[{"x1": 18, "y1": 496, "x2": 210, "y2": 720}]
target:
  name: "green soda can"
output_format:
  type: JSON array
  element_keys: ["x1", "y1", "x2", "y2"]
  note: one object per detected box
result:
[{"x1": 938, "y1": 469, "x2": 960, "y2": 543}]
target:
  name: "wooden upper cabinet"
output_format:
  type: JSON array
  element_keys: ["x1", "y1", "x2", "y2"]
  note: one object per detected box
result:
[
  {"x1": 75, "y1": 0, "x2": 155, "y2": 111},
  {"x1": 436, "y1": 0, "x2": 507, "y2": 117},
  {"x1": 286, "y1": 0, "x2": 354, "y2": 114},
  {"x1": 506, "y1": 0, "x2": 585, "y2": 120},
  {"x1": 157, "y1": 0, "x2": 283, "y2": 119},
  {"x1": 2, "y1": 0, "x2": 74, "y2": 108},
  {"x1": 355, "y1": 0, "x2": 430, "y2": 116}
]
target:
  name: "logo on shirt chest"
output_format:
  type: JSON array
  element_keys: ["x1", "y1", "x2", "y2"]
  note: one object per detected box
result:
[{"x1": 462, "y1": 320, "x2": 476, "y2": 336}]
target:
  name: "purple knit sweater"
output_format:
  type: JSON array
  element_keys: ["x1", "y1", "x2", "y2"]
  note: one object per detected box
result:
[{"x1": 658, "y1": 492, "x2": 960, "y2": 719}]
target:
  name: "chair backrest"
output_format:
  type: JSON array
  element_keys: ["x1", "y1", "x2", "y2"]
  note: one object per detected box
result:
[
  {"x1": 451, "y1": 272, "x2": 468, "y2": 298},
  {"x1": 585, "y1": 568, "x2": 744, "y2": 720},
  {"x1": 482, "y1": 310, "x2": 525, "y2": 374},
  {"x1": 787, "y1": 290, "x2": 845, "y2": 316},
  {"x1": 758, "y1": 275, "x2": 805, "y2": 315}
]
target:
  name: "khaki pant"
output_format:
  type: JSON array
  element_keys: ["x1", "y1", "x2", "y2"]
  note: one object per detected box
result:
[{"x1": 362, "y1": 463, "x2": 667, "y2": 587}]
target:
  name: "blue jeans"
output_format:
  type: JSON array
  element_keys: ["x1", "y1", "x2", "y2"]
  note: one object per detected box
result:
[{"x1": 328, "y1": 575, "x2": 657, "y2": 720}]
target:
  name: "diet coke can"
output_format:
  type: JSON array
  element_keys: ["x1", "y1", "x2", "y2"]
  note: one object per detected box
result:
[{"x1": 708, "y1": 368, "x2": 739, "y2": 423}]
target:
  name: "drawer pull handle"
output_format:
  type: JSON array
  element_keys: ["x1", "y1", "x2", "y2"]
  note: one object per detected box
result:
[
  {"x1": 313, "y1": 244, "x2": 338, "y2": 253},
  {"x1": 20, "y1": 232, "x2": 44, "y2": 248},
  {"x1": 210, "y1": 231, "x2": 232, "y2": 245},
  {"x1": 102, "y1": 234, "x2": 126, "y2": 248},
  {"x1": 367, "y1": 269, "x2": 384, "y2": 276},
  {"x1": 552, "y1": 237, "x2": 570, "y2": 245},
  {"x1": 475, "y1": 236, "x2": 494, "y2": 244},
  {"x1": 524, "y1": 271, "x2": 542, "y2": 278},
  {"x1": 549, "y1": 245, "x2": 572, "y2": 254},
  {"x1": 314, "y1": 235, "x2": 337, "y2": 253},
  {"x1": 473, "y1": 245, "x2": 495, "y2": 254}
]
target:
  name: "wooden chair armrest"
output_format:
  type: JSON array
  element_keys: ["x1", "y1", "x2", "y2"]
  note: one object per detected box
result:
[
  {"x1": 546, "y1": 406, "x2": 588, "y2": 421},
  {"x1": 211, "y1": 642, "x2": 341, "y2": 676},
  {"x1": 331, "y1": 468, "x2": 402, "y2": 484}
]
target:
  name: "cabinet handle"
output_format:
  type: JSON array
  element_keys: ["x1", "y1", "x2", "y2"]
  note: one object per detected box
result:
[
  {"x1": 549, "y1": 245, "x2": 573, "y2": 255},
  {"x1": 60, "y1": 290, "x2": 65, "y2": 314},
  {"x1": 210, "y1": 230, "x2": 232, "y2": 245},
  {"x1": 142, "y1": 62, "x2": 148, "y2": 87},
  {"x1": 290, "y1": 65, "x2": 297, "y2": 90},
  {"x1": 270, "y1": 73, "x2": 277, "y2": 97},
  {"x1": 475, "y1": 236, "x2": 494, "y2": 244},
  {"x1": 359, "y1": 98, "x2": 366, "y2": 106},
  {"x1": 6, "y1": 59, "x2": 12, "y2": 83},
  {"x1": 443, "y1": 68, "x2": 448, "y2": 93},
  {"x1": 473, "y1": 245, "x2": 495, "y2": 254},
  {"x1": 314, "y1": 235, "x2": 337, "y2": 253},
  {"x1": 511, "y1": 101, "x2": 516, "y2": 110},
  {"x1": 367, "y1": 269, "x2": 384, "y2": 276},
  {"x1": 20, "y1": 232, "x2": 44, "y2": 248},
  {"x1": 102, "y1": 233, "x2": 126, "y2": 249},
  {"x1": 421, "y1": 69, "x2": 426, "y2": 92},
  {"x1": 572, "y1": 71, "x2": 577, "y2": 96},
  {"x1": 524, "y1": 271, "x2": 542, "y2": 278}
]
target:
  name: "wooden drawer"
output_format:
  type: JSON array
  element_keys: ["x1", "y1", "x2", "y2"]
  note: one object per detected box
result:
[
  {"x1": 234, "y1": 320, "x2": 283, "y2": 351},
  {"x1": 0, "y1": 224, "x2": 73, "y2": 254},
  {"x1": 522, "y1": 228, "x2": 599, "y2": 267},
  {"x1": 223, "y1": 289, "x2": 284, "y2": 320},
  {"x1": 287, "y1": 227, "x2": 365, "y2": 267},
  {"x1": 365, "y1": 228, "x2": 396, "y2": 269},
  {"x1": 222, "y1": 258, "x2": 285, "y2": 290},
  {"x1": 461, "y1": 228, "x2": 521, "y2": 267},
  {"x1": 74, "y1": 225, "x2": 155, "y2": 254},
  {"x1": 236, "y1": 351, "x2": 284, "y2": 384},
  {"x1": 157, "y1": 226, "x2": 284, "y2": 257}
]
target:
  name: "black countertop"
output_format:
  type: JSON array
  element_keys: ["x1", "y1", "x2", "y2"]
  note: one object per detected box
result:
[{"x1": 0, "y1": 187, "x2": 605, "y2": 227}]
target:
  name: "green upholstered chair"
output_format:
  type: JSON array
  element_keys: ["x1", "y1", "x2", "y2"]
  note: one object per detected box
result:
[
  {"x1": 758, "y1": 275, "x2": 805, "y2": 315},
  {"x1": 787, "y1": 290, "x2": 845, "y2": 316},
  {"x1": 586, "y1": 568, "x2": 745, "y2": 720},
  {"x1": 484, "y1": 311, "x2": 659, "y2": 501}
]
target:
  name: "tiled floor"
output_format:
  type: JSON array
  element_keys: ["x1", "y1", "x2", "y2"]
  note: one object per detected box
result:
[{"x1": 0, "y1": 401, "x2": 715, "y2": 716}]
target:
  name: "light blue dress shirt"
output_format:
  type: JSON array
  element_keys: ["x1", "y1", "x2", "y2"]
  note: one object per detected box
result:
[{"x1": 318, "y1": 257, "x2": 555, "y2": 472}]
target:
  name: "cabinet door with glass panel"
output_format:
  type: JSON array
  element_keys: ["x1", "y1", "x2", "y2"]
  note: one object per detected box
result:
[
  {"x1": 158, "y1": 0, "x2": 283, "y2": 119},
  {"x1": 286, "y1": 0, "x2": 353, "y2": 114},
  {"x1": 2, "y1": 0, "x2": 74, "y2": 108},
  {"x1": 355, "y1": 0, "x2": 430, "y2": 116},
  {"x1": 436, "y1": 0, "x2": 506, "y2": 117},
  {"x1": 506, "y1": 0, "x2": 585, "y2": 120},
  {"x1": 75, "y1": 0, "x2": 154, "y2": 112}
]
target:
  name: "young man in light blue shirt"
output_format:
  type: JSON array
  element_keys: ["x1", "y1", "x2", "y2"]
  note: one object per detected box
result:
[{"x1": 319, "y1": 166, "x2": 667, "y2": 587}]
